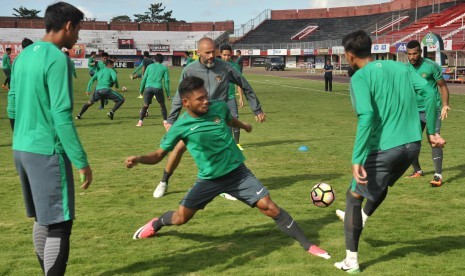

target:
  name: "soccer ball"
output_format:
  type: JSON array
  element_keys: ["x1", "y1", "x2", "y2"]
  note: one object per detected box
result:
[
  {"x1": 122, "y1": 86, "x2": 128, "y2": 91},
  {"x1": 310, "y1": 183, "x2": 335, "y2": 207}
]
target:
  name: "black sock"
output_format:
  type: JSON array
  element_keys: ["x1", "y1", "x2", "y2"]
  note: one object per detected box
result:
[
  {"x1": 153, "y1": 211, "x2": 175, "y2": 232},
  {"x1": 45, "y1": 221, "x2": 72, "y2": 276},
  {"x1": 100, "y1": 99, "x2": 105, "y2": 108},
  {"x1": 273, "y1": 208, "x2": 312, "y2": 251},
  {"x1": 161, "y1": 169, "x2": 173, "y2": 184},
  {"x1": 111, "y1": 99, "x2": 125, "y2": 113},
  {"x1": 432, "y1": 147, "x2": 443, "y2": 175},
  {"x1": 78, "y1": 103, "x2": 91, "y2": 117},
  {"x1": 344, "y1": 190, "x2": 364, "y2": 252},
  {"x1": 140, "y1": 106, "x2": 149, "y2": 121}
]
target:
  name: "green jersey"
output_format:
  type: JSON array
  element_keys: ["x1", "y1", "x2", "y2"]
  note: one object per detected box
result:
[
  {"x1": 350, "y1": 60, "x2": 438, "y2": 165},
  {"x1": 8, "y1": 41, "x2": 88, "y2": 169},
  {"x1": 407, "y1": 58, "x2": 443, "y2": 110},
  {"x1": 2, "y1": 53, "x2": 11, "y2": 69},
  {"x1": 139, "y1": 62, "x2": 170, "y2": 97},
  {"x1": 186, "y1": 57, "x2": 195, "y2": 65},
  {"x1": 97, "y1": 60, "x2": 106, "y2": 71},
  {"x1": 228, "y1": 60, "x2": 241, "y2": 99},
  {"x1": 87, "y1": 67, "x2": 119, "y2": 92},
  {"x1": 88, "y1": 56, "x2": 96, "y2": 72},
  {"x1": 160, "y1": 100, "x2": 244, "y2": 179}
]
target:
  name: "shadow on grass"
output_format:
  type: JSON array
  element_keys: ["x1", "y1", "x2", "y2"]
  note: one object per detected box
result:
[
  {"x1": 244, "y1": 139, "x2": 309, "y2": 148},
  {"x1": 362, "y1": 235, "x2": 465, "y2": 270},
  {"x1": 98, "y1": 213, "x2": 336, "y2": 275},
  {"x1": 261, "y1": 173, "x2": 344, "y2": 191}
]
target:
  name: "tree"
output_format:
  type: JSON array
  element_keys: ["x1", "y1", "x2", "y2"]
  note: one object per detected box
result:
[
  {"x1": 111, "y1": 15, "x2": 132, "y2": 22},
  {"x1": 133, "y1": 3, "x2": 177, "y2": 23},
  {"x1": 12, "y1": 6, "x2": 41, "y2": 19}
]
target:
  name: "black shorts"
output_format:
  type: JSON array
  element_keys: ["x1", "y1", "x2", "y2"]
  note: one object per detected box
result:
[
  {"x1": 3, "y1": 68, "x2": 11, "y2": 78},
  {"x1": 350, "y1": 142, "x2": 421, "y2": 202},
  {"x1": 143, "y1": 87, "x2": 164, "y2": 105},
  {"x1": 180, "y1": 163, "x2": 269, "y2": 209},
  {"x1": 90, "y1": 88, "x2": 124, "y2": 103},
  {"x1": 419, "y1": 111, "x2": 441, "y2": 134}
]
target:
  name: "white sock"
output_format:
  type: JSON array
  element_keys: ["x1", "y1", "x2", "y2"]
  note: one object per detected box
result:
[
  {"x1": 346, "y1": 250, "x2": 358, "y2": 264},
  {"x1": 362, "y1": 209, "x2": 369, "y2": 225},
  {"x1": 434, "y1": 173, "x2": 442, "y2": 179}
]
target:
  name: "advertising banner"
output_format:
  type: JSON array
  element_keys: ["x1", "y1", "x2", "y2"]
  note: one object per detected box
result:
[
  {"x1": 114, "y1": 61, "x2": 135, "y2": 68},
  {"x1": 396, "y1": 42, "x2": 407, "y2": 53},
  {"x1": 267, "y1": 49, "x2": 287, "y2": 56},
  {"x1": 238, "y1": 49, "x2": 261, "y2": 56},
  {"x1": 371, "y1": 44, "x2": 390, "y2": 53},
  {"x1": 105, "y1": 49, "x2": 137, "y2": 55},
  {"x1": 118, "y1": 39, "x2": 134, "y2": 49},
  {"x1": 290, "y1": 49, "x2": 301, "y2": 55},
  {"x1": 303, "y1": 49, "x2": 314, "y2": 55},
  {"x1": 149, "y1": 44, "x2": 170, "y2": 52}
]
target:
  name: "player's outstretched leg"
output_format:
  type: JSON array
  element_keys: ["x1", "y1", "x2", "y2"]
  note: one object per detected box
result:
[
  {"x1": 134, "y1": 207, "x2": 196, "y2": 239},
  {"x1": 76, "y1": 102, "x2": 93, "y2": 119},
  {"x1": 256, "y1": 196, "x2": 330, "y2": 259}
]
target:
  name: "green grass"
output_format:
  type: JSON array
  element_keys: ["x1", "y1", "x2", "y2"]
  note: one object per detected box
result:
[{"x1": 1, "y1": 67, "x2": 464, "y2": 275}]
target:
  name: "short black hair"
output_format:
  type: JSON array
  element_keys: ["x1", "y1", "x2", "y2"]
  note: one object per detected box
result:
[
  {"x1": 22, "y1": 38, "x2": 33, "y2": 49},
  {"x1": 407, "y1": 40, "x2": 421, "y2": 51},
  {"x1": 45, "y1": 2, "x2": 84, "y2": 33},
  {"x1": 154, "y1": 54, "x2": 163, "y2": 63},
  {"x1": 90, "y1": 51, "x2": 96, "y2": 55},
  {"x1": 101, "y1": 52, "x2": 109, "y2": 57},
  {"x1": 64, "y1": 51, "x2": 70, "y2": 56},
  {"x1": 6, "y1": 48, "x2": 12, "y2": 52},
  {"x1": 106, "y1": 59, "x2": 114, "y2": 66},
  {"x1": 236, "y1": 49, "x2": 241, "y2": 54},
  {"x1": 143, "y1": 51, "x2": 150, "y2": 57},
  {"x1": 179, "y1": 76, "x2": 204, "y2": 98},
  {"x1": 342, "y1": 30, "x2": 372, "y2": 58},
  {"x1": 220, "y1": 44, "x2": 232, "y2": 52}
]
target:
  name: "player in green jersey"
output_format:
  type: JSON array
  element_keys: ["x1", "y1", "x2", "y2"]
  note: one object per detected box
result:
[
  {"x1": 75, "y1": 58, "x2": 125, "y2": 120},
  {"x1": 136, "y1": 53, "x2": 170, "y2": 127},
  {"x1": 125, "y1": 76, "x2": 331, "y2": 260},
  {"x1": 88, "y1": 51, "x2": 97, "y2": 76},
  {"x1": 8, "y1": 2, "x2": 93, "y2": 275},
  {"x1": 2, "y1": 47, "x2": 11, "y2": 90},
  {"x1": 405, "y1": 40, "x2": 450, "y2": 187},
  {"x1": 334, "y1": 30, "x2": 445, "y2": 273}
]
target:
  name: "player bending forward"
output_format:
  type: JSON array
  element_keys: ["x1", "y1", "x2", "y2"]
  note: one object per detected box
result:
[{"x1": 125, "y1": 76, "x2": 330, "y2": 260}]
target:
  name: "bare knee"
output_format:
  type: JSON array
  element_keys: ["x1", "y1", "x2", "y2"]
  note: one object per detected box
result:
[{"x1": 256, "y1": 196, "x2": 280, "y2": 218}]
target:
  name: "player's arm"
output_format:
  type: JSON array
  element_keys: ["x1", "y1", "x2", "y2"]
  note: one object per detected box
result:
[
  {"x1": 436, "y1": 79, "x2": 450, "y2": 120},
  {"x1": 111, "y1": 70, "x2": 119, "y2": 89},
  {"x1": 164, "y1": 68, "x2": 171, "y2": 99},
  {"x1": 228, "y1": 65, "x2": 266, "y2": 122},
  {"x1": 49, "y1": 55, "x2": 92, "y2": 187},
  {"x1": 125, "y1": 148, "x2": 168, "y2": 168},
  {"x1": 132, "y1": 62, "x2": 143, "y2": 75},
  {"x1": 228, "y1": 117, "x2": 252, "y2": 133},
  {"x1": 139, "y1": 69, "x2": 148, "y2": 94},
  {"x1": 350, "y1": 77, "x2": 373, "y2": 184}
]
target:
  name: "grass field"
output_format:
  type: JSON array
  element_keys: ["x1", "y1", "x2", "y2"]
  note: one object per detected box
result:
[{"x1": 1, "y1": 67, "x2": 464, "y2": 275}]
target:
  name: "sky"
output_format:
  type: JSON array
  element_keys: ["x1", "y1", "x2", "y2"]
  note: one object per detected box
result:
[{"x1": 0, "y1": 0, "x2": 389, "y2": 29}]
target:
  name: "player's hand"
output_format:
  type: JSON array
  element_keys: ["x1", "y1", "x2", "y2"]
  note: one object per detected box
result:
[
  {"x1": 441, "y1": 105, "x2": 450, "y2": 120},
  {"x1": 164, "y1": 121, "x2": 172, "y2": 131},
  {"x1": 428, "y1": 134, "x2": 446, "y2": 148},
  {"x1": 239, "y1": 99, "x2": 244, "y2": 108},
  {"x1": 125, "y1": 156, "x2": 138, "y2": 168},
  {"x1": 78, "y1": 165, "x2": 93, "y2": 190},
  {"x1": 352, "y1": 164, "x2": 367, "y2": 185},
  {"x1": 255, "y1": 112, "x2": 266, "y2": 123},
  {"x1": 243, "y1": 123, "x2": 252, "y2": 133}
]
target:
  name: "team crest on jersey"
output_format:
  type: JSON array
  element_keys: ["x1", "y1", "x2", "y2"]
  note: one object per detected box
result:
[
  {"x1": 213, "y1": 116, "x2": 221, "y2": 124},
  {"x1": 421, "y1": 73, "x2": 427, "y2": 78},
  {"x1": 215, "y1": 75, "x2": 222, "y2": 82},
  {"x1": 73, "y1": 45, "x2": 83, "y2": 57}
]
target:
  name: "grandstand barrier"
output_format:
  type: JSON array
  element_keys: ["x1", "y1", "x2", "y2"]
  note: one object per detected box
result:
[
  {"x1": 168, "y1": 22, "x2": 193, "y2": 31},
  {"x1": 139, "y1": 22, "x2": 168, "y2": 31},
  {"x1": 82, "y1": 21, "x2": 108, "y2": 30},
  {"x1": 192, "y1": 22, "x2": 214, "y2": 31},
  {"x1": 214, "y1": 21, "x2": 234, "y2": 32},
  {"x1": 297, "y1": 9, "x2": 327, "y2": 19}
]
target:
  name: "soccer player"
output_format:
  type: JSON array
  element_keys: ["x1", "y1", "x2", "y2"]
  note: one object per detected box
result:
[
  {"x1": 235, "y1": 49, "x2": 244, "y2": 99},
  {"x1": 152, "y1": 37, "x2": 266, "y2": 199},
  {"x1": 7, "y1": 2, "x2": 93, "y2": 275},
  {"x1": 125, "y1": 76, "x2": 330, "y2": 260},
  {"x1": 333, "y1": 30, "x2": 444, "y2": 273},
  {"x1": 324, "y1": 60, "x2": 333, "y2": 92},
  {"x1": 75, "y1": 58, "x2": 125, "y2": 120},
  {"x1": 185, "y1": 51, "x2": 195, "y2": 65},
  {"x1": 131, "y1": 51, "x2": 154, "y2": 99},
  {"x1": 88, "y1": 51, "x2": 97, "y2": 77},
  {"x1": 405, "y1": 40, "x2": 450, "y2": 187},
  {"x1": 136, "y1": 53, "x2": 171, "y2": 127},
  {"x1": 220, "y1": 44, "x2": 244, "y2": 148},
  {"x1": 2, "y1": 47, "x2": 12, "y2": 90}
]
